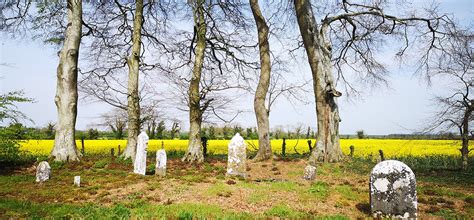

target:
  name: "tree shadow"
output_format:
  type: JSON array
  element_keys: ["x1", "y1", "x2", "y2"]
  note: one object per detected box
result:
[{"x1": 355, "y1": 202, "x2": 371, "y2": 215}]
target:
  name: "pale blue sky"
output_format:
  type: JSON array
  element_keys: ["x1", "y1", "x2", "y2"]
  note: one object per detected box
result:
[{"x1": 1, "y1": 0, "x2": 472, "y2": 135}]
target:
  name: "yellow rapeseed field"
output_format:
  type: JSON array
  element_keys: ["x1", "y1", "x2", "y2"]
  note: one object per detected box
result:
[{"x1": 20, "y1": 139, "x2": 469, "y2": 157}]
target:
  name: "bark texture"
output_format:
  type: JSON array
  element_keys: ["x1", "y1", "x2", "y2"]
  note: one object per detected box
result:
[
  {"x1": 250, "y1": 0, "x2": 272, "y2": 161},
  {"x1": 461, "y1": 107, "x2": 472, "y2": 170},
  {"x1": 122, "y1": 0, "x2": 144, "y2": 161},
  {"x1": 294, "y1": 0, "x2": 343, "y2": 164},
  {"x1": 51, "y1": 0, "x2": 82, "y2": 162},
  {"x1": 182, "y1": 0, "x2": 206, "y2": 163}
]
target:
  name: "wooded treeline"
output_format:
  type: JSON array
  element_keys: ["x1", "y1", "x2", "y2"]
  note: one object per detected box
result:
[{"x1": 1, "y1": 0, "x2": 471, "y2": 168}]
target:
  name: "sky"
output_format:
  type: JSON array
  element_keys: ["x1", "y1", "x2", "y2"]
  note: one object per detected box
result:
[{"x1": 0, "y1": 0, "x2": 472, "y2": 135}]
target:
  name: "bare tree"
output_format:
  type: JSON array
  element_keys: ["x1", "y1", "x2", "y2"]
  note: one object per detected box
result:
[
  {"x1": 77, "y1": 0, "x2": 172, "y2": 161},
  {"x1": 426, "y1": 23, "x2": 473, "y2": 170},
  {"x1": 1, "y1": 1, "x2": 91, "y2": 162},
  {"x1": 0, "y1": 1, "x2": 32, "y2": 33},
  {"x1": 293, "y1": 0, "x2": 449, "y2": 164},
  {"x1": 141, "y1": 106, "x2": 165, "y2": 139},
  {"x1": 50, "y1": 0, "x2": 83, "y2": 162},
  {"x1": 119, "y1": 0, "x2": 145, "y2": 161},
  {"x1": 170, "y1": 121, "x2": 180, "y2": 139},
  {"x1": 249, "y1": 0, "x2": 272, "y2": 161},
  {"x1": 175, "y1": 0, "x2": 256, "y2": 163},
  {"x1": 181, "y1": 0, "x2": 208, "y2": 163},
  {"x1": 99, "y1": 109, "x2": 128, "y2": 139}
]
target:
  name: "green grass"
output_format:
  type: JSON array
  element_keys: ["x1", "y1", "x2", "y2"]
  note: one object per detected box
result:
[
  {"x1": 50, "y1": 161, "x2": 66, "y2": 169},
  {"x1": 1, "y1": 153, "x2": 473, "y2": 218},
  {"x1": 393, "y1": 155, "x2": 474, "y2": 171},
  {"x1": 335, "y1": 185, "x2": 358, "y2": 201},
  {"x1": 206, "y1": 182, "x2": 234, "y2": 196},
  {"x1": 0, "y1": 199, "x2": 127, "y2": 218},
  {"x1": 431, "y1": 208, "x2": 471, "y2": 219},
  {"x1": 180, "y1": 174, "x2": 206, "y2": 183},
  {"x1": 247, "y1": 190, "x2": 269, "y2": 204},
  {"x1": 264, "y1": 204, "x2": 307, "y2": 218},
  {"x1": 308, "y1": 181, "x2": 330, "y2": 200},
  {"x1": 268, "y1": 181, "x2": 298, "y2": 192},
  {"x1": 0, "y1": 198, "x2": 255, "y2": 219},
  {"x1": 419, "y1": 185, "x2": 467, "y2": 198},
  {"x1": 92, "y1": 158, "x2": 109, "y2": 168}
]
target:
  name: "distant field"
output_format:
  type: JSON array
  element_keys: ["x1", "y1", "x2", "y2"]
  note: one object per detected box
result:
[{"x1": 20, "y1": 139, "x2": 469, "y2": 157}]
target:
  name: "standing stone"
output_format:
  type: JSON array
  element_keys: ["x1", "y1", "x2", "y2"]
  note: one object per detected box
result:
[
  {"x1": 133, "y1": 131, "x2": 149, "y2": 175},
  {"x1": 74, "y1": 176, "x2": 81, "y2": 187},
  {"x1": 303, "y1": 165, "x2": 316, "y2": 180},
  {"x1": 227, "y1": 133, "x2": 247, "y2": 178},
  {"x1": 36, "y1": 161, "x2": 51, "y2": 183},
  {"x1": 155, "y1": 149, "x2": 167, "y2": 177},
  {"x1": 370, "y1": 160, "x2": 417, "y2": 218}
]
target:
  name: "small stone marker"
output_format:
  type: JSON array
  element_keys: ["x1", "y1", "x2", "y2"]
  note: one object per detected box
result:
[
  {"x1": 349, "y1": 145, "x2": 355, "y2": 157},
  {"x1": 370, "y1": 160, "x2": 417, "y2": 218},
  {"x1": 155, "y1": 149, "x2": 167, "y2": 177},
  {"x1": 303, "y1": 165, "x2": 316, "y2": 180},
  {"x1": 36, "y1": 161, "x2": 51, "y2": 183},
  {"x1": 226, "y1": 133, "x2": 247, "y2": 178},
  {"x1": 133, "y1": 131, "x2": 149, "y2": 175},
  {"x1": 74, "y1": 176, "x2": 81, "y2": 187}
]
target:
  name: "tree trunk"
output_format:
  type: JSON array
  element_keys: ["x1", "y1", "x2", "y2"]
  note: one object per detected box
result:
[
  {"x1": 122, "y1": 0, "x2": 144, "y2": 161},
  {"x1": 250, "y1": 0, "x2": 272, "y2": 161},
  {"x1": 460, "y1": 108, "x2": 472, "y2": 170},
  {"x1": 294, "y1": 0, "x2": 343, "y2": 164},
  {"x1": 182, "y1": 0, "x2": 206, "y2": 163},
  {"x1": 51, "y1": 0, "x2": 82, "y2": 162}
]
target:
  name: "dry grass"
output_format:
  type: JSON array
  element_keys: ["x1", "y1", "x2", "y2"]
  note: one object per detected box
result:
[{"x1": 0, "y1": 155, "x2": 473, "y2": 218}]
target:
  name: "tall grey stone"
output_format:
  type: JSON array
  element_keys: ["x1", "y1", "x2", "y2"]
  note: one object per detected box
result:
[
  {"x1": 370, "y1": 160, "x2": 417, "y2": 218},
  {"x1": 36, "y1": 161, "x2": 51, "y2": 183},
  {"x1": 303, "y1": 165, "x2": 316, "y2": 180},
  {"x1": 133, "y1": 131, "x2": 149, "y2": 175},
  {"x1": 155, "y1": 149, "x2": 167, "y2": 177},
  {"x1": 226, "y1": 133, "x2": 247, "y2": 178}
]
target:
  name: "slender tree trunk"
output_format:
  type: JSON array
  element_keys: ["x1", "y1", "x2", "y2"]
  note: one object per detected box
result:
[
  {"x1": 122, "y1": 0, "x2": 144, "y2": 161},
  {"x1": 51, "y1": 0, "x2": 82, "y2": 162},
  {"x1": 182, "y1": 0, "x2": 206, "y2": 163},
  {"x1": 294, "y1": 0, "x2": 343, "y2": 164},
  {"x1": 250, "y1": 0, "x2": 272, "y2": 161},
  {"x1": 460, "y1": 108, "x2": 472, "y2": 170}
]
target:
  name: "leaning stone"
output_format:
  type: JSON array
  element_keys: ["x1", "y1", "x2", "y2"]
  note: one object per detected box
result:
[
  {"x1": 226, "y1": 133, "x2": 247, "y2": 178},
  {"x1": 303, "y1": 165, "x2": 316, "y2": 180},
  {"x1": 370, "y1": 160, "x2": 417, "y2": 218},
  {"x1": 36, "y1": 161, "x2": 51, "y2": 183},
  {"x1": 133, "y1": 131, "x2": 149, "y2": 175},
  {"x1": 155, "y1": 149, "x2": 167, "y2": 177},
  {"x1": 74, "y1": 176, "x2": 81, "y2": 187}
]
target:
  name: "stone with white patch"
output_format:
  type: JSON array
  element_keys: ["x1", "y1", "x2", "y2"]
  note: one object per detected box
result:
[
  {"x1": 133, "y1": 132, "x2": 149, "y2": 175},
  {"x1": 303, "y1": 165, "x2": 316, "y2": 180},
  {"x1": 36, "y1": 161, "x2": 51, "y2": 183},
  {"x1": 226, "y1": 133, "x2": 247, "y2": 178},
  {"x1": 370, "y1": 160, "x2": 417, "y2": 218},
  {"x1": 155, "y1": 149, "x2": 167, "y2": 177},
  {"x1": 74, "y1": 176, "x2": 81, "y2": 187}
]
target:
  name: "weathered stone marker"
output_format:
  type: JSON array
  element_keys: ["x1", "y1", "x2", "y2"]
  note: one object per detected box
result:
[
  {"x1": 133, "y1": 132, "x2": 149, "y2": 175},
  {"x1": 303, "y1": 165, "x2": 316, "y2": 180},
  {"x1": 36, "y1": 161, "x2": 51, "y2": 183},
  {"x1": 349, "y1": 145, "x2": 354, "y2": 157},
  {"x1": 370, "y1": 160, "x2": 417, "y2": 218},
  {"x1": 227, "y1": 133, "x2": 247, "y2": 178},
  {"x1": 74, "y1": 176, "x2": 81, "y2": 187},
  {"x1": 155, "y1": 149, "x2": 167, "y2": 177}
]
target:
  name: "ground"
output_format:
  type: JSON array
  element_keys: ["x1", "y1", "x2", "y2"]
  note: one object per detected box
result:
[{"x1": 0, "y1": 154, "x2": 473, "y2": 218}]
